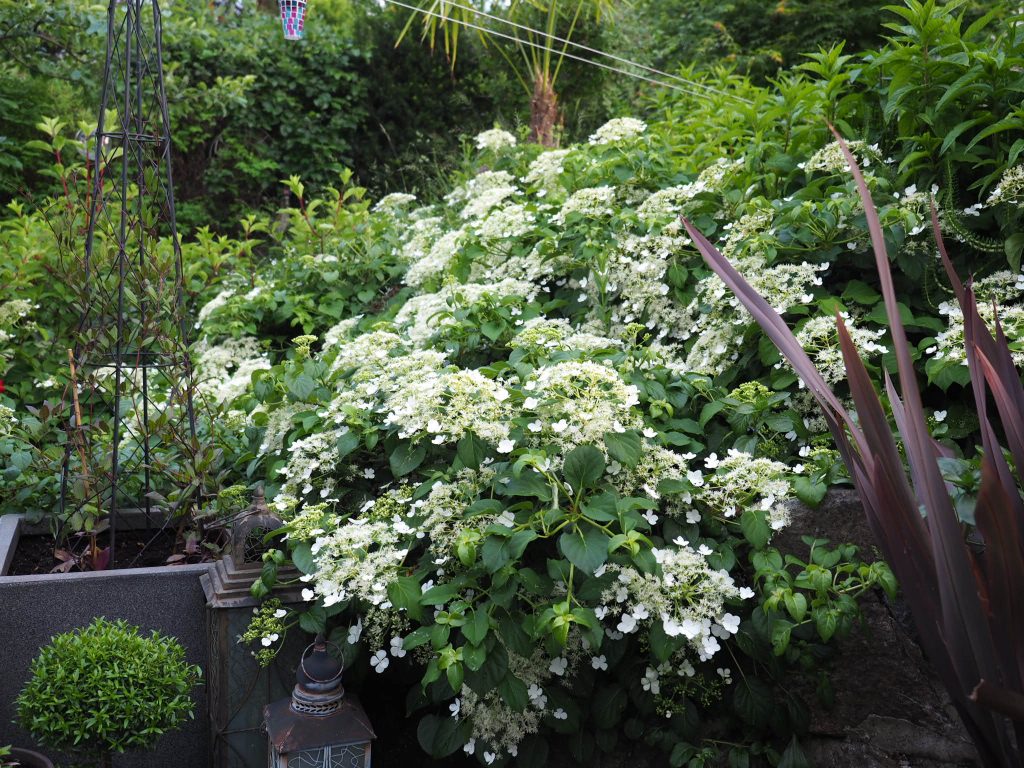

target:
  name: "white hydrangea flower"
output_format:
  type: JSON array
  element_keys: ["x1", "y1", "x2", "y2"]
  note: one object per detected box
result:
[
  {"x1": 929, "y1": 271, "x2": 1024, "y2": 368},
  {"x1": 525, "y1": 361, "x2": 642, "y2": 449},
  {"x1": 683, "y1": 248, "x2": 830, "y2": 375},
  {"x1": 694, "y1": 449, "x2": 792, "y2": 532},
  {"x1": 641, "y1": 666, "x2": 660, "y2": 694},
  {"x1": 553, "y1": 186, "x2": 616, "y2": 224},
  {"x1": 475, "y1": 203, "x2": 536, "y2": 240},
  {"x1": 719, "y1": 613, "x2": 741, "y2": 634},
  {"x1": 306, "y1": 504, "x2": 411, "y2": 609},
  {"x1": 347, "y1": 618, "x2": 363, "y2": 644},
  {"x1": 390, "y1": 636, "x2": 406, "y2": 658},
  {"x1": 802, "y1": 140, "x2": 880, "y2": 174},
  {"x1": 637, "y1": 183, "x2": 707, "y2": 222},
  {"x1": 195, "y1": 336, "x2": 271, "y2": 404},
  {"x1": 794, "y1": 314, "x2": 888, "y2": 385},
  {"x1": 589, "y1": 117, "x2": 647, "y2": 145},
  {"x1": 528, "y1": 684, "x2": 547, "y2": 710},
  {"x1": 196, "y1": 287, "x2": 236, "y2": 326},
  {"x1": 522, "y1": 148, "x2": 571, "y2": 192},
  {"x1": 475, "y1": 128, "x2": 518, "y2": 152},
  {"x1": 373, "y1": 192, "x2": 417, "y2": 212},
  {"x1": 394, "y1": 279, "x2": 536, "y2": 346},
  {"x1": 987, "y1": 164, "x2": 1024, "y2": 206},
  {"x1": 600, "y1": 542, "x2": 740, "y2": 661},
  {"x1": 405, "y1": 228, "x2": 466, "y2": 287}
]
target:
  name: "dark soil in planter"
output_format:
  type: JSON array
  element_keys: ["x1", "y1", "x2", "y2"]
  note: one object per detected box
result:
[{"x1": 8, "y1": 528, "x2": 183, "y2": 575}]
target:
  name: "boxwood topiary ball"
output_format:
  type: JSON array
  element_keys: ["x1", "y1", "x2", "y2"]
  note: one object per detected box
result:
[{"x1": 15, "y1": 617, "x2": 202, "y2": 762}]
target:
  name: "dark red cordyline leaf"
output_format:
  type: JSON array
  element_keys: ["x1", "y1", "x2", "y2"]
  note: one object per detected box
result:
[
  {"x1": 970, "y1": 680, "x2": 1024, "y2": 723},
  {"x1": 933, "y1": 200, "x2": 1024, "y2": 699},
  {"x1": 833, "y1": 128, "x2": 1010, "y2": 761}
]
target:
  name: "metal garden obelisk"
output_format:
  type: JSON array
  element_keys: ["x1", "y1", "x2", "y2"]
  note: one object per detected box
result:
[{"x1": 60, "y1": 0, "x2": 196, "y2": 567}]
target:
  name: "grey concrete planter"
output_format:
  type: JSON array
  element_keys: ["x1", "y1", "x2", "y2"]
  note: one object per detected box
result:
[{"x1": 0, "y1": 513, "x2": 214, "y2": 768}]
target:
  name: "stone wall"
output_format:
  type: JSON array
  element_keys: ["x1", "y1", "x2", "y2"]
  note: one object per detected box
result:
[{"x1": 776, "y1": 491, "x2": 979, "y2": 768}]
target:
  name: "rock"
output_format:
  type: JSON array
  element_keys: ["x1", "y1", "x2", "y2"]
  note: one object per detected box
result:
[{"x1": 779, "y1": 490, "x2": 979, "y2": 767}]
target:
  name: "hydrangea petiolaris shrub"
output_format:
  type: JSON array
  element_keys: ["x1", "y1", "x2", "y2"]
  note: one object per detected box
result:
[
  {"x1": 210, "y1": 115, "x2": 914, "y2": 767},
  {"x1": 16, "y1": 618, "x2": 202, "y2": 768}
]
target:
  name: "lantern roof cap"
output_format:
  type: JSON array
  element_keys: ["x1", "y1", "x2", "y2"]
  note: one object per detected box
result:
[{"x1": 264, "y1": 696, "x2": 376, "y2": 753}]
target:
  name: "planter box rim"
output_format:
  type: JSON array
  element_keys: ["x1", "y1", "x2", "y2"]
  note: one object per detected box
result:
[{"x1": 1, "y1": 561, "x2": 213, "y2": 584}]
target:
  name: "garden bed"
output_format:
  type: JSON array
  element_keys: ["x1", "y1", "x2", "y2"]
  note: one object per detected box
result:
[
  {"x1": 0, "y1": 510, "x2": 191, "y2": 576},
  {"x1": 7, "y1": 528, "x2": 178, "y2": 575}
]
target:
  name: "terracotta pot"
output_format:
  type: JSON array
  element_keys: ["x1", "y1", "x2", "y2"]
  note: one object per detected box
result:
[{"x1": 8, "y1": 748, "x2": 54, "y2": 768}]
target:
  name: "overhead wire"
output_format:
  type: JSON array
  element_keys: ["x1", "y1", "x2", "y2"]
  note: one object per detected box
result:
[
  {"x1": 380, "y1": 0, "x2": 754, "y2": 105},
  {"x1": 392, "y1": 0, "x2": 751, "y2": 104}
]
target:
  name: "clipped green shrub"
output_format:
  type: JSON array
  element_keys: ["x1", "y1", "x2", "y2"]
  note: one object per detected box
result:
[{"x1": 15, "y1": 618, "x2": 202, "y2": 768}]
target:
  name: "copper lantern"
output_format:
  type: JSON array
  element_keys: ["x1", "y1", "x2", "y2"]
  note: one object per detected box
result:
[{"x1": 264, "y1": 635, "x2": 375, "y2": 768}]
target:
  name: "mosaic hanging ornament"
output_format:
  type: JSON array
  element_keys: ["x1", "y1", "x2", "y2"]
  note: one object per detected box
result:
[{"x1": 278, "y1": 0, "x2": 307, "y2": 40}]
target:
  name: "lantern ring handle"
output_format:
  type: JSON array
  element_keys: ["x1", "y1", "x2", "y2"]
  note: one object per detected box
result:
[{"x1": 299, "y1": 639, "x2": 345, "y2": 683}]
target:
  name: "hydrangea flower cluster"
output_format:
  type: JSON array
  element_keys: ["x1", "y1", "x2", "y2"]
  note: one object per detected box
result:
[
  {"x1": 986, "y1": 164, "x2": 1024, "y2": 207},
  {"x1": 0, "y1": 299, "x2": 34, "y2": 376},
  {"x1": 682, "y1": 254, "x2": 829, "y2": 375},
  {"x1": 692, "y1": 449, "x2": 792, "y2": 530},
  {"x1": 588, "y1": 117, "x2": 647, "y2": 145},
  {"x1": 600, "y1": 543, "x2": 744, "y2": 660},
  {"x1": 0, "y1": 403, "x2": 16, "y2": 435},
  {"x1": 522, "y1": 149, "x2": 570, "y2": 192},
  {"x1": 195, "y1": 336, "x2": 270, "y2": 404},
  {"x1": 553, "y1": 186, "x2": 616, "y2": 224},
  {"x1": 928, "y1": 271, "x2": 1024, "y2": 367},
  {"x1": 794, "y1": 314, "x2": 888, "y2": 385},
  {"x1": 394, "y1": 279, "x2": 537, "y2": 345},
  {"x1": 305, "y1": 494, "x2": 412, "y2": 608},
  {"x1": 373, "y1": 192, "x2": 418, "y2": 212},
  {"x1": 801, "y1": 140, "x2": 881, "y2": 174},
  {"x1": 524, "y1": 361, "x2": 642, "y2": 450},
  {"x1": 0, "y1": 299, "x2": 32, "y2": 343},
  {"x1": 239, "y1": 599, "x2": 289, "y2": 665},
  {"x1": 475, "y1": 128, "x2": 518, "y2": 152}
]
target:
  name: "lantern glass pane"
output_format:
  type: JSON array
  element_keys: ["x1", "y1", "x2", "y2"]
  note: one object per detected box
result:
[
  {"x1": 288, "y1": 748, "x2": 326, "y2": 768},
  {"x1": 286, "y1": 745, "x2": 367, "y2": 768},
  {"x1": 328, "y1": 744, "x2": 368, "y2": 768}
]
